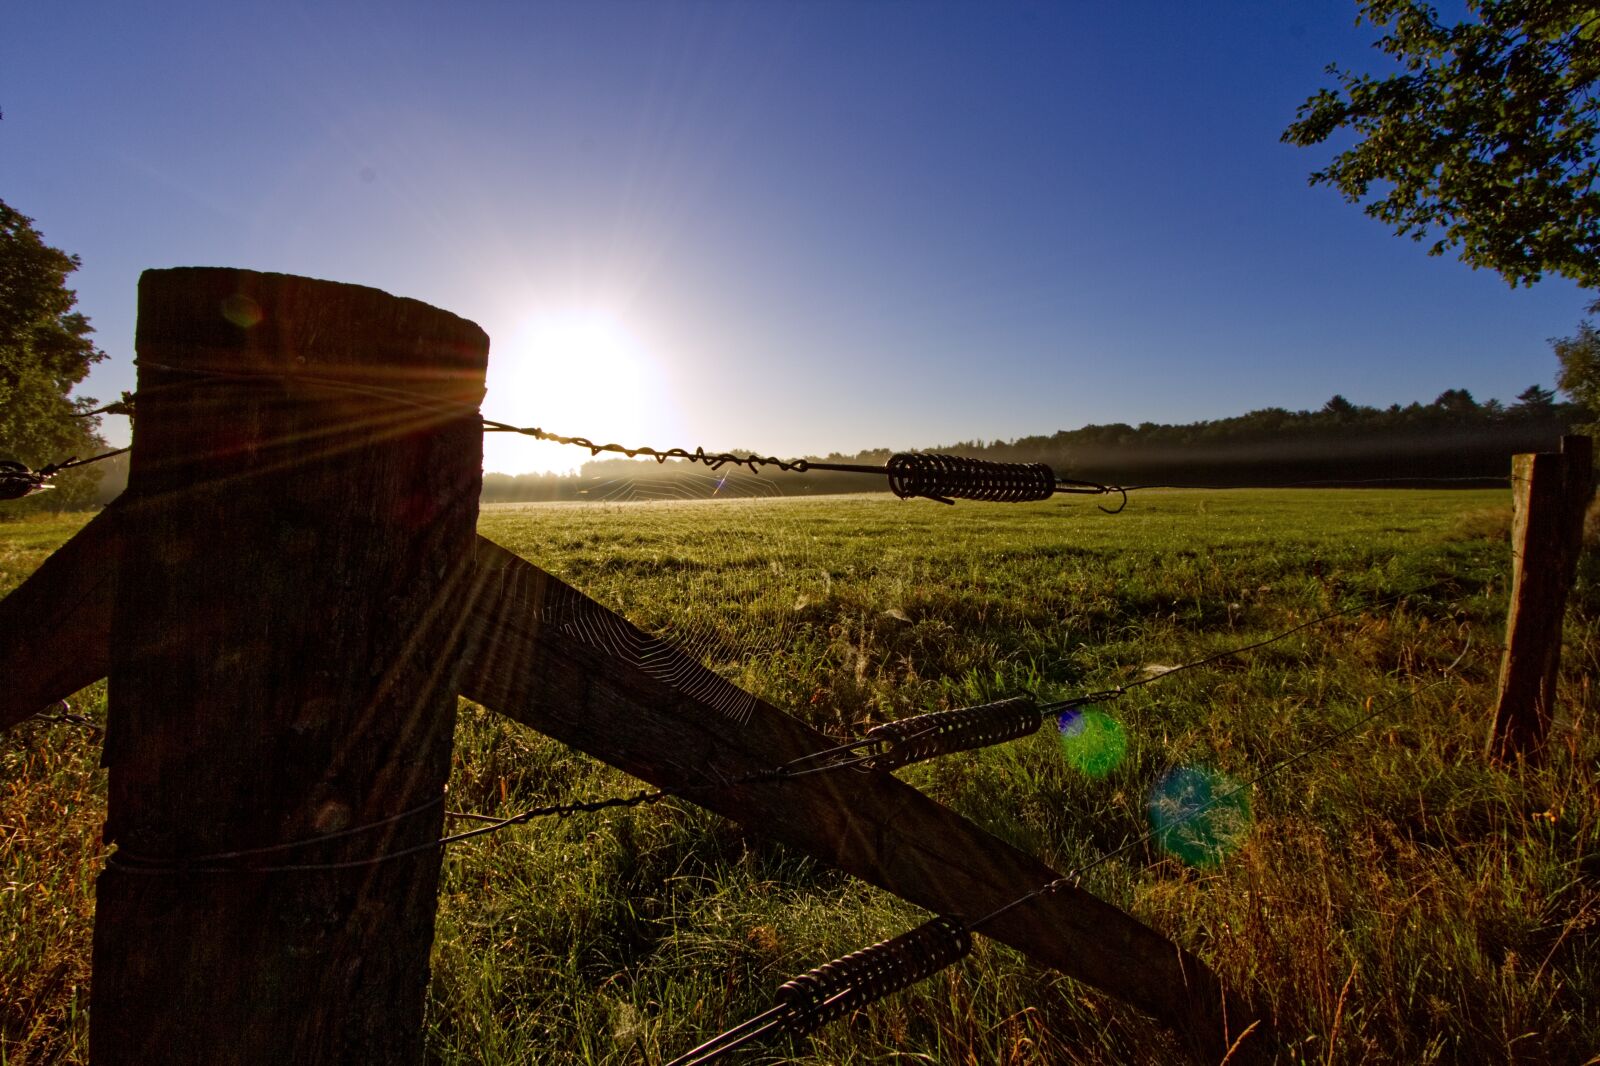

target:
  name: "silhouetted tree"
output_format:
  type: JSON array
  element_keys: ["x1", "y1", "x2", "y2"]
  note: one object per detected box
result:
[
  {"x1": 1323, "y1": 394, "x2": 1357, "y2": 417},
  {"x1": 1434, "y1": 388, "x2": 1480, "y2": 415},
  {"x1": 1515, "y1": 383, "x2": 1558, "y2": 411},
  {"x1": 0, "y1": 198, "x2": 107, "y2": 508}
]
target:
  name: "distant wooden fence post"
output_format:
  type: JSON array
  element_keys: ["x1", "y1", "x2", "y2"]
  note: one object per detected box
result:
[
  {"x1": 91, "y1": 269, "x2": 488, "y2": 1064},
  {"x1": 1488, "y1": 434, "x2": 1593, "y2": 762}
]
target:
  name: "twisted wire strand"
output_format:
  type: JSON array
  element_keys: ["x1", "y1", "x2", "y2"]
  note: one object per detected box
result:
[
  {"x1": 107, "y1": 795, "x2": 449, "y2": 875},
  {"x1": 0, "y1": 448, "x2": 131, "y2": 500},
  {"x1": 483, "y1": 420, "x2": 817, "y2": 474},
  {"x1": 666, "y1": 622, "x2": 1472, "y2": 1064},
  {"x1": 967, "y1": 661, "x2": 1465, "y2": 935},
  {"x1": 1114, "y1": 581, "x2": 1449, "y2": 692},
  {"x1": 483, "y1": 421, "x2": 1126, "y2": 503},
  {"x1": 63, "y1": 369, "x2": 1119, "y2": 502},
  {"x1": 95, "y1": 581, "x2": 1446, "y2": 873},
  {"x1": 105, "y1": 790, "x2": 677, "y2": 876},
  {"x1": 31, "y1": 699, "x2": 101, "y2": 731},
  {"x1": 1119, "y1": 475, "x2": 1513, "y2": 490}
]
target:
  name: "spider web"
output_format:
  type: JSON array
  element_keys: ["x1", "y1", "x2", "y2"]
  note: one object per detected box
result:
[{"x1": 478, "y1": 464, "x2": 830, "y2": 725}]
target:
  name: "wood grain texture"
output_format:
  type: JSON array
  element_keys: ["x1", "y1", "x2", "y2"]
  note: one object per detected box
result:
[
  {"x1": 458, "y1": 536, "x2": 1268, "y2": 1064},
  {"x1": 1489, "y1": 441, "x2": 1590, "y2": 762},
  {"x1": 92, "y1": 268, "x2": 488, "y2": 1066}
]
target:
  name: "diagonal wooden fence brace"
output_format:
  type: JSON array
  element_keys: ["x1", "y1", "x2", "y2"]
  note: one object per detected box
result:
[
  {"x1": 0, "y1": 503, "x2": 119, "y2": 731},
  {"x1": 455, "y1": 537, "x2": 1270, "y2": 1064},
  {"x1": 0, "y1": 512, "x2": 1271, "y2": 1064}
]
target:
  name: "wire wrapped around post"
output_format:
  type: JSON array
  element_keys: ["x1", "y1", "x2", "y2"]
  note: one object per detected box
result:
[{"x1": 864, "y1": 697, "x2": 1044, "y2": 771}]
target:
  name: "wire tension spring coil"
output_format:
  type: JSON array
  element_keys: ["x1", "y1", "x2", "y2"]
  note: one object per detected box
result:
[
  {"x1": 667, "y1": 916, "x2": 972, "y2": 1065},
  {"x1": 780, "y1": 697, "x2": 1047, "y2": 777},
  {"x1": 884, "y1": 453, "x2": 1056, "y2": 505},
  {"x1": 864, "y1": 697, "x2": 1044, "y2": 771},
  {"x1": 779, "y1": 916, "x2": 972, "y2": 1032}
]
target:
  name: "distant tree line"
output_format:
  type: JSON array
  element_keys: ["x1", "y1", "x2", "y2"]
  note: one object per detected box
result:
[{"x1": 481, "y1": 386, "x2": 1587, "y2": 502}]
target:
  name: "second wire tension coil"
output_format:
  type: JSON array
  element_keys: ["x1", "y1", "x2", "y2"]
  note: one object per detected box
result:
[{"x1": 864, "y1": 697, "x2": 1044, "y2": 772}]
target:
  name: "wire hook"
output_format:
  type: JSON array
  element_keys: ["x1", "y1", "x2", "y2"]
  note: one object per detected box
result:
[{"x1": 1098, "y1": 485, "x2": 1129, "y2": 514}]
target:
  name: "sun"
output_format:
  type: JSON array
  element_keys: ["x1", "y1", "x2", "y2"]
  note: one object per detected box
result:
[{"x1": 483, "y1": 308, "x2": 656, "y2": 474}]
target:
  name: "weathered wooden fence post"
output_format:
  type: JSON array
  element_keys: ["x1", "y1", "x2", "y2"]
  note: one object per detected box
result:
[
  {"x1": 1488, "y1": 434, "x2": 1593, "y2": 762},
  {"x1": 92, "y1": 269, "x2": 488, "y2": 1064}
]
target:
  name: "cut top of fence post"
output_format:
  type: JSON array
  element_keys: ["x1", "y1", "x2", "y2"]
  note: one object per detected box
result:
[
  {"x1": 134, "y1": 267, "x2": 487, "y2": 380},
  {"x1": 127, "y1": 267, "x2": 489, "y2": 501}
]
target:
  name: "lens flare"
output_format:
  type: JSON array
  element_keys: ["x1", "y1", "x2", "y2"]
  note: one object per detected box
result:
[
  {"x1": 221, "y1": 293, "x2": 263, "y2": 329},
  {"x1": 1056, "y1": 707, "x2": 1126, "y2": 778},
  {"x1": 1146, "y1": 766, "x2": 1253, "y2": 867}
]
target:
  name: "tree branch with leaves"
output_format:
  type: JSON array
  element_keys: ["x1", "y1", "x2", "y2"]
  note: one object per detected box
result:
[
  {"x1": 1554, "y1": 297, "x2": 1600, "y2": 431},
  {"x1": 1284, "y1": 0, "x2": 1600, "y2": 289},
  {"x1": 0, "y1": 198, "x2": 108, "y2": 508}
]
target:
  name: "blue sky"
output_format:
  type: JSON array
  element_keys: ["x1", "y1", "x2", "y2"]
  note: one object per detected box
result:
[{"x1": 4, "y1": 1, "x2": 1592, "y2": 474}]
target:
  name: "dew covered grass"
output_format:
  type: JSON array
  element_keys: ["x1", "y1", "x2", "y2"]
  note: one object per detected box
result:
[{"x1": 4, "y1": 490, "x2": 1598, "y2": 1063}]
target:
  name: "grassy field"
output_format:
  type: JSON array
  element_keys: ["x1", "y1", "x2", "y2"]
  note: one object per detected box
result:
[{"x1": 3, "y1": 489, "x2": 1598, "y2": 1064}]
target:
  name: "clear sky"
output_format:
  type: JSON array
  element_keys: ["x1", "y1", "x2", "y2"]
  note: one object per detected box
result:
[{"x1": 4, "y1": 1, "x2": 1592, "y2": 475}]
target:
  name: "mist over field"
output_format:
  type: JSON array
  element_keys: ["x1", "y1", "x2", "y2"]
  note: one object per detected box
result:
[{"x1": 476, "y1": 393, "x2": 1585, "y2": 503}]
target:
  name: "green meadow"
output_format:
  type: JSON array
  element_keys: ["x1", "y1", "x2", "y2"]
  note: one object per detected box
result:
[{"x1": 3, "y1": 489, "x2": 1597, "y2": 1064}]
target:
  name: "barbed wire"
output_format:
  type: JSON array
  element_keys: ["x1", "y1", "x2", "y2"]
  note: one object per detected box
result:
[
  {"x1": 483, "y1": 419, "x2": 815, "y2": 474},
  {"x1": 667, "y1": 636, "x2": 1470, "y2": 1064},
  {"x1": 0, "y1": 448, "x2": 131, "y2": 500},
  {"x1": 965, "y1": 671, "x2": 1461, "y2": 936},
  {"x1": 2, "y1": 360, "x2": 1535, "y2": 1061},
  {"x1": 483, "y1": 420, "x2": 1129, "y2": 508},
  {"x1": 1120, "y1": 475, "x2": 1514, "y2": 491},
  {"x1": 35, "y1": 369, "x2": 1128, "y2": 508},
  {"x1": 12, "y1": 370, "x2": 1529, "y2": 511},
  {"x1": 31, "y1": 699, "x2": 102, "y2": 731},
  {"x1": 48, "y1": 367, "x2": 1128, "y2": 507},
  {"x1": 94, "y1": 582, "x2": 1445, "y2": 875}
]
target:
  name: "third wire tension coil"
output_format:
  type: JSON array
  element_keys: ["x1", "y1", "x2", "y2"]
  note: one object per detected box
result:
[{"x1": 665, "y1": 916, "x2": 973, "y2": 1065}]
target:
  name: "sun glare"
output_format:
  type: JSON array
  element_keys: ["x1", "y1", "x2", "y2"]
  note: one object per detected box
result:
[{"x1": 484, "y1": 308, "x2": 659, "y2": 474}]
